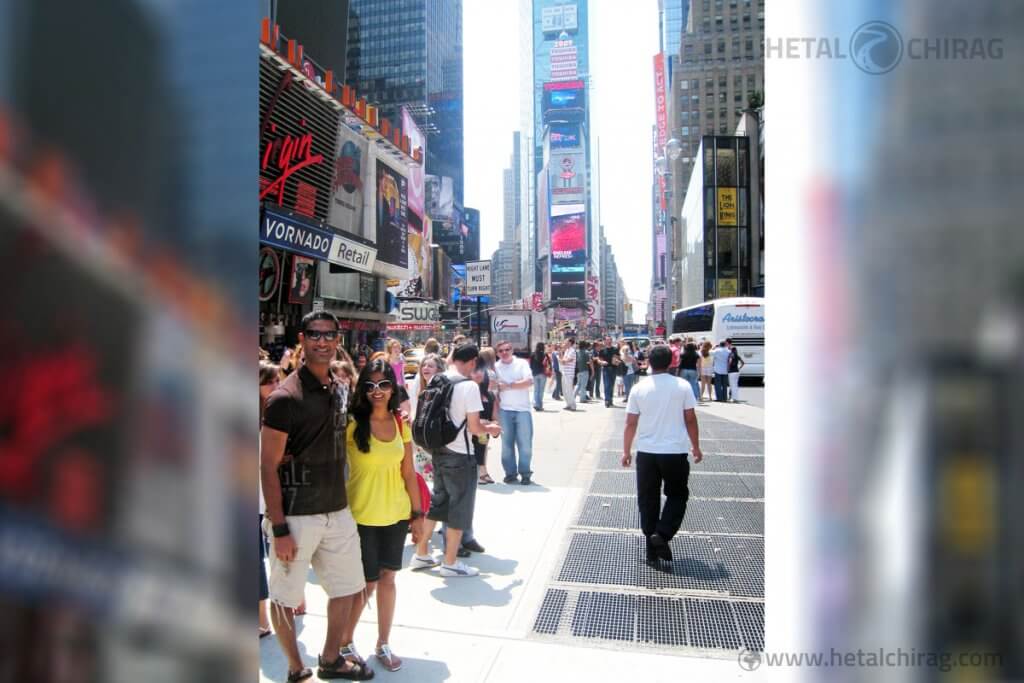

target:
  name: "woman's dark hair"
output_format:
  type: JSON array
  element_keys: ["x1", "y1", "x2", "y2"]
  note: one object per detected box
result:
[
  {"x1": 349, "y1": 358, "x2": 400, "y2": 453},
  {"x1": 533, "y1": 342, "x2": 545, "y2": 355}
]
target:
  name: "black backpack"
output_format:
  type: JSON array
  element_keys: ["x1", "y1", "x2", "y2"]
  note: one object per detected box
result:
[{"x1": 412, "y1": 374, "x2": 470, "y2": 453}]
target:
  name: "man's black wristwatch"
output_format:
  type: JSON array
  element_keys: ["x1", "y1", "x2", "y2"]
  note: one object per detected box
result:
[
  {"x1": 272, "y1": 523, "x2": 291, "y2": 538},
  {"x1": 411, "y1": 510, "x2": 425, "y2": 519}
]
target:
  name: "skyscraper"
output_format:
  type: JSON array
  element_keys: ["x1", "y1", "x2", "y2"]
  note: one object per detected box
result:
[
  {"x1": 658, "y1": 0, "x2": 687, "y2": 63},
  {"x1": 527, "y1": 0, "x2": 592, "y2": 322},
  {"x1": 346, "y1": 0, "x2": 464, "y2": 203}
]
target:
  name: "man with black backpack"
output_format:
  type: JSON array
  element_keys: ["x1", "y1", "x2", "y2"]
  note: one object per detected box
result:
[{"x1": 410, "y1": 344, "x2": 501, "y2": 577}]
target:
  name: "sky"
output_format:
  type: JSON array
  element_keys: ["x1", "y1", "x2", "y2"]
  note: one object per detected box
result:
[{"x1": 463, "y1": 0, "x2": 660, "y2": 323}]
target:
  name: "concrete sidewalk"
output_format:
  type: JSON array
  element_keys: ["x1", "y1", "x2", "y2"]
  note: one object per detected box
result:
[{"x1": 259, "y1": 393, "x2": 764, "y2": 682}]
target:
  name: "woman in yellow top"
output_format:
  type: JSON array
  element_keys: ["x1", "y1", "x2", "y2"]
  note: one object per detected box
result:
[{"x1": 339, "y1": 358, "x2": 425, "y2": 673}]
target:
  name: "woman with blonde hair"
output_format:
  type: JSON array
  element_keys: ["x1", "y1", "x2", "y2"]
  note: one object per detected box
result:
[
  {"x1": 407, "y1": 353, "x2": 446, "y2": 482},
  {"x1": 386, "y1": 339, "x2": 406, "y2": 387},
  {"x1": 699, "y1": 341, "x2": 714, "y2": 402}
]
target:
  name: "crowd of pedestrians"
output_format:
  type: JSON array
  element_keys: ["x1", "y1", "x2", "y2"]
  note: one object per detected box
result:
[
  {"x1": 258, "y1": 316, "x2": 749, "y2": 680},
  {"x1": 529, "y1": 334, "x2": 747, "y2": 413}
]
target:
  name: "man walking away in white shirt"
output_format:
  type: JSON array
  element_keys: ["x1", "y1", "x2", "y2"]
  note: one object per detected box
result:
[
  {"x1": 494, "y1": 341, "x2": 537, "y2": 484},
  {"x1": 622, "y1": 345, "x2": 703, "y2": 563}
]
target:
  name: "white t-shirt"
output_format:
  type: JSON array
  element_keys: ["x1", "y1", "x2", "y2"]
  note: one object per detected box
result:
[
  {"x1": 625, "y1": 372, "x2": 698, "y2": 454},
  {"x1": 560, "y1": 347, "x2": 577, "y2": 375},
  {"x1": 407, "y1": 373, "x2": 422, "y2": 421},
  {"x1": 494, "y1": 357, "x2": 532, "y2": 412},
  {"x1": 444, "y1": 367, "x2": 483, "y2": 454}
]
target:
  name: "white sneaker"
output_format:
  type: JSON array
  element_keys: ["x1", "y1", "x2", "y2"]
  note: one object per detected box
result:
[
  {"x1": 411, "y1": 554, "x2": 439, "y2": 571},
  {"x1": 439, "y1": 561, "x2": 479, "y2": 577}
]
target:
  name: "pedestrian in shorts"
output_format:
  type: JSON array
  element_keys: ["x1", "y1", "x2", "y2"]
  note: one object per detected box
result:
[{"x1": 261, "y1": 311, "x2": 374, "y2": 681}]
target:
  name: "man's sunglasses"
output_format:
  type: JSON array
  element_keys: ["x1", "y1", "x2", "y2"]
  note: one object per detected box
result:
[
  {"x1": 303, "y1": 329, "x2": 339, "y2": 341},
  {"x1": 363, "y1": 380, "x2": 394, "y2": 392}
]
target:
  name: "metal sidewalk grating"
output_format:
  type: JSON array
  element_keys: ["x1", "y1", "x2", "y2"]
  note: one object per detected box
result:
[
  {"x1": 533, "y1": 589, "x2": 568, "y2": 635},
  {"x1": 558, "y1": 531, "x2": 763, "y2": 598},
  {"x1": 570, "y1": 591, "x2": 637, "y2": 642},
  {"x1": 686, "y1": 598, "x2": 742, "y2": 650},
  {"x1": 740, "y1": 474, "x2": 764, "y2": 498},
  {"x1": 698, "y1": 455, "x2": 764, "y2": 473},
  {"x1": 735, "y1": 601, "x2": 765, "y2": 652},
  {"x1": 577, "y1": 496, "x2": 764, "y2": 536},
  {"x1": 701, "y1": 438, "x2": 765, "y2": 455}
]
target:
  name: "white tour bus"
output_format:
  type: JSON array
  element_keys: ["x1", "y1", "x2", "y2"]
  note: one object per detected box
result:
[{"x1": 671, "y1": 297, "x2": 764, "y2": 377}]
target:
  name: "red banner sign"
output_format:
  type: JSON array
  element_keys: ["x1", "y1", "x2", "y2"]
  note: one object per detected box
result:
[{"x1": 654, "y1": 53, "x2": 668, "y2": 211}]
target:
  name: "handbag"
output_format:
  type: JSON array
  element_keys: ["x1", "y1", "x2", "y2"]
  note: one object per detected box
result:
[{"x1": 394, "y1": 413, "x2": 431, "y2": 518}]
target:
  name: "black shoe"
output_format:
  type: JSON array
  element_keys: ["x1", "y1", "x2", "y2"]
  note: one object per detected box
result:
[
  {"x1": 645, "y1": 546, "x2": 659, "y2": 564},
  {"x1": 648, "y1": 533, "x2": 673, "y2": 561},
  {"x1": 456, "y1": 547, "x2": 471, "y2": 558},
  {"x1": 520, "y1": 477, "x2": 534, "y2": 486},
  {"x1": 503, "y1": 475, "x2": 519, "y2": 484},
  {"x1": 461, "y1": 539, "x2": 486, "y2": 553}
]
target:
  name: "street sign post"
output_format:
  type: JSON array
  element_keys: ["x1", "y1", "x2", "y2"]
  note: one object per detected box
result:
[{"x1": 466, "y1": 260, "x2": 492, "y2": 346}]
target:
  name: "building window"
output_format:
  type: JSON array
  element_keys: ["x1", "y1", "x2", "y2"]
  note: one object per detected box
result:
[
  {"x1": 681, "y1": 126, "x2": 690, "y2": 136},
  {"x1": 702, "y1": 18, "x2": 711, "y2": 33},
  {"x1": 735, "y1": 92, "x2": 743, "y2": 103},
  {"x1": 718, "y1": 40, "x2": 726, "y2": 53},
  {"x1": 719, "y1": 74, "x2": 728, "y2": 87},
  {"x1": 681, "y1": 79, "x2": 689, "y2": 90},
  {"x1": 715, "y1": 16, "x2": 724, "y2": 31},
  {"x1": 706, "y1": 108, "x2": 714, "y2": 121},
  {"x1": 719, "y1": 92, "x2": 727, "y2": 103},
  {"x1": 746, "y1": 38, "x2": 754, "y2": 54},
  {"x1": 705, "y1": 78, "x2": 714, "y2": 91},
  {"x1": 691, "y1": 94, "x2": 700, "y2": 103},
  {"x1": 704, "y1": 42, "x2": 712, "y2": 55},
  {"x1": 692, "y1": 110, "x2": 700, "y2": 120},
  {"x1": 681, "y1": 111, "x2": 689, "y2": 122},
  {"x1": 692, "y1": 79, "x2": 700, "y2": 90},
  {"x1": 747, "y1": 74, "x2": 756, "y2": 88}
]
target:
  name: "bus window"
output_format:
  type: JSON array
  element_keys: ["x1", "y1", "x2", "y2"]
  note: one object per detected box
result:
[{"x1": 673, "y1": 304, "x2": 715, "y2": 334}]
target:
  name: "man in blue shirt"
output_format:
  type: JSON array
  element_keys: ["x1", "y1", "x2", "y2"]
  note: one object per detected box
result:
[{"x1": 711, "y1": 341, "x2": 731, "y2": 402}]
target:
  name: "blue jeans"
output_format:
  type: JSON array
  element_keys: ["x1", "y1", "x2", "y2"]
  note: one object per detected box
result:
[
  {"x1": 681, "y1": 369, "x2": 699, "y2": 400},
  {"x1": 576, "y1": 370, "x2": 590, "y2": 401},
  {"x1": 714, "y1": 373, "x2": 729, "y2": 401},
  {"x1": 499, "y1": 409, "x2": 534, "y2": 478},
  {"x1": 624, "y1": 373, "x2": 636, "y2": 399},
  {"x1": 532, "y1": 374, "x2": 546, "y2": 409},
  {"x1": 603, "y1": 368, "x2": 616, "y2": 405}
]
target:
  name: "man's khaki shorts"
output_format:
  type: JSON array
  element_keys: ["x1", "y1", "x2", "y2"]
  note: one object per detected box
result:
[{"x1": 262, "y1": 508, "x2": 365, "y2": 608}]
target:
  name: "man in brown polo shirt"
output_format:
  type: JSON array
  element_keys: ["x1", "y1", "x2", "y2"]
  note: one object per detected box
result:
[{"x1": 261, "y1": 311, "x2": 373, "y2": 681}]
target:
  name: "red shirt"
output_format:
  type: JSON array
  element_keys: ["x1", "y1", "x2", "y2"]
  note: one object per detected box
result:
[{"x1": 670, "y1": 346, "x2": 682, "y2": 368}]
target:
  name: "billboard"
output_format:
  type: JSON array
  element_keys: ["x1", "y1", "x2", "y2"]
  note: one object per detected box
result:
[
  {"x1": 327, "y1": 123, "x2": 369, "y2": 236},
  {"x1": 550, "y1": 152, "x2": 585, "y2": 204},
  {"x1": 374, "y1": 158, "x2": 408, "y2": 269},
  {"x1": 542, "y1": 80, "x2": 586, "y2": 123},
  {"x1": 550, "y1": 210, "x2": 586, "y2": 301},
  {"x1": 717, "y1": 188, "x2": 738, "y2": 226},
  {"x1": 392, "y1": 110, "x2": 431, "y2": 299},
  {"x1": 541, "y1": 4, "x2": 578, "y2": 34},
  {"x1": 549, "y1": 123, "x2": 581, "y2": 150},
  {"x1": 462, "y1": 206, "x2": 481, "y2": 262},
  {"x1": 425, "y1": 174, "x2": 454, "y2": 220}
]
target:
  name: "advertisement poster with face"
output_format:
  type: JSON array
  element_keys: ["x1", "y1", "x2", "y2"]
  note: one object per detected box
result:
[
  {"x1": 425, "y1": 174, "x2": 454, "y2": 221},
  {"x1": 288, "y1": 254, "x2": 316, "y2": 305},
  {"x1": 327, "y1": 123, "x2": 369, "y2": 236},
  {"x1": 375, "y1": 159, "x2": 408, "y2": 269}
]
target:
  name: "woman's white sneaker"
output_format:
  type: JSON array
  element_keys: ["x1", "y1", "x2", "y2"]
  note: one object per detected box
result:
[{"x1": 439, "y1": 561, "x2": 479, "y2": 577}]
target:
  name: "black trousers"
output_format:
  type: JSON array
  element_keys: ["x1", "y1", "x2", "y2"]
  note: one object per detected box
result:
[{"x1": 636, "y1": 451, "x2": 690, "y2": 542}]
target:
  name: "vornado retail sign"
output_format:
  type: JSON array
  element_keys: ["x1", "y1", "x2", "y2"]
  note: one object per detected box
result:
[{"x1": 261, "y1": 206, "x2": 377, "y2": 274}]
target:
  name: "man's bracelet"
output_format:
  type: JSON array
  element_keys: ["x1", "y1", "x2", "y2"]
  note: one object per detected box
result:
[{"x1": 272, "y1": 523, "x2": 291, "y2": 538}]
